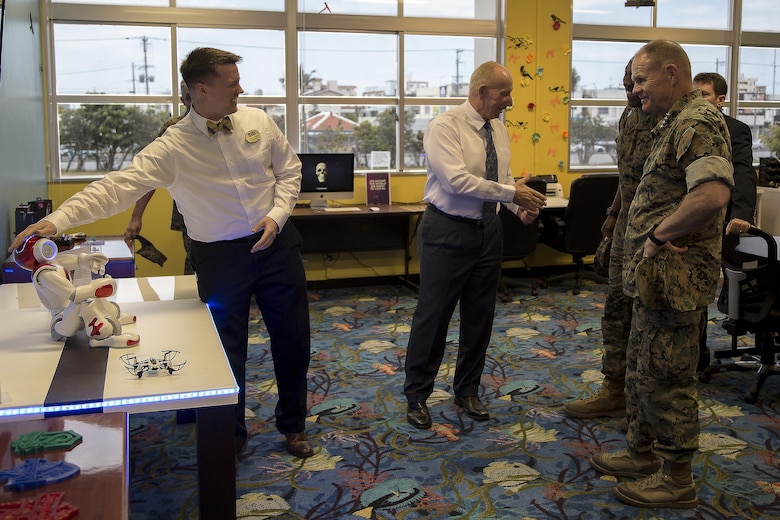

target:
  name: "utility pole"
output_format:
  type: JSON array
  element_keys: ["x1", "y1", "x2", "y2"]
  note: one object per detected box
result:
[
  {"x1": 139, "y1": 36, "x2": 152, "y2": 95},
  {"x1": 772, "y1": 49, "x2": 777, "y2": 101},
  {"x1": 128, "y1": 36, "x2": 154, "y2": 94},
  {"x1": 454, "y1": 49, "x2": 464, "y2": 96}
]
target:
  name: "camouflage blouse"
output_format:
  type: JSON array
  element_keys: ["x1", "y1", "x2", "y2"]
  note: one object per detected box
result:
[
  {"x1": 615, "y1": 106, "x2": 661, "y2": 216},
  {"x1": 623, "y1": 91, "x2": 734, "y2": 312}
]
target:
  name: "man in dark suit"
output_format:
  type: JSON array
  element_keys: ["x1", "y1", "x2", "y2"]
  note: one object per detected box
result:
[{"x1": 693, "y1": 72, "x2": 757, "y2": 371}]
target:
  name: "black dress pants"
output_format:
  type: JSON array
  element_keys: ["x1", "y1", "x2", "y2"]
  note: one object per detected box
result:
[
  {"x1": 190, "y1": 223, "x2": 311, "y2": 452},
  {"x1": 403, "y1": 206, "x2": 503, "y2": 404}
]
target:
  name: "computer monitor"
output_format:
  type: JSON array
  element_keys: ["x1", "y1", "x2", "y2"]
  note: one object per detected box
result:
[{"x1": 298, "y1": 152, "x2": 355, "y2": 209}]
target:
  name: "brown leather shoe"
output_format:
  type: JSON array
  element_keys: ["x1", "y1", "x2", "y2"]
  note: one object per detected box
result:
[{"x1": 285, "y1": 432, "x2": 314, "y2": 458}]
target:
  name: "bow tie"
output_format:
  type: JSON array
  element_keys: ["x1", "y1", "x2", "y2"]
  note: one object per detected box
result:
[{"x1": 206, "y1": 116, "x2": 233, "y2": 135}]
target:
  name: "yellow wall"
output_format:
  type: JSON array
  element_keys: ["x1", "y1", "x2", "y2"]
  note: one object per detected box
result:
[
  {"x1": 506, "y1": 0, "x2": 572, "y2": 183},
  {"x1": 47, "y1": 1, "x2": 582, "y2": 279},
  {"x1": 505, "y1": 0, "x2": 584, "y2": 268},
  {"x1": 48, "y1": 182, "x2": 185, "y2": 278}
]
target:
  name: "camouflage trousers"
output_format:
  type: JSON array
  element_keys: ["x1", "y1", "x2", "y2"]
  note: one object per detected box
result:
[
  {"x1": 600, "y1": 215, "x2": 631, "y2": 382},
  {"x1": 625, "y1": 299, "x2": 701, "y2": 463}
]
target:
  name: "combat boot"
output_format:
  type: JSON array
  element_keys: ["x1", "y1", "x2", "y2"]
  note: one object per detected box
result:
[
  {"x1": 614, "y1": 460, "x2": 697, "y2": 509},
  {"x1": 563, "y1": 379, "x2": 626, "y2": 418},
  {"x1": 589, "y1": 449, "x2": 661, "y2": 479}
]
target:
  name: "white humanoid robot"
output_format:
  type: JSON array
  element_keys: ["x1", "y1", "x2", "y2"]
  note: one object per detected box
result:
[{"x1": 13, "y1": 235, "x2": 140, "y2": 348}]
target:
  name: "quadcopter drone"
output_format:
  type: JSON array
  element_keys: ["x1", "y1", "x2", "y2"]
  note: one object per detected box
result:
[{"x1": 120, "y1": 350, "x2": 186, "y2": 378}]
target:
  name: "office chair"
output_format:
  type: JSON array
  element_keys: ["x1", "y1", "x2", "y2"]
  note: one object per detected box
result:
[
  {"x1": 498, "y1": 176, "x2": 547, "y2": 297},
  {"x1": 699, "y1": 226, "x2": 780, "y2": 403},
  {"x1": 538, "y1": 173, "x2": 619, "y2": 295}
]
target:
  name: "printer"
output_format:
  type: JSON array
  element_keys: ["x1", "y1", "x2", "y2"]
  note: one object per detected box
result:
[{"x1": 537, "y1": 174, "x2": 564, "y2": 198}]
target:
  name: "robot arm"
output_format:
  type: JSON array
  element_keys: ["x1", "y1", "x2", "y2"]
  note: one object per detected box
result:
[
  {"x1": 57, "y1": 252, "x2": 109, "y2": 278},
  {"x1": 31, "y1": 264, "x2": 77, "y2": 312}
]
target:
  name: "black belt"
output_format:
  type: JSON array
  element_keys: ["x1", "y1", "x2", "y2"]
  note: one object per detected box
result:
[
  {"x1": 428, "y1": 204, "x2": 484, "y2": 227},
  {"x1": 226, "y1": 232, "x2": 263, "y2": 243},
  {"x1": 193, "y1": 231, "x2": 264, "y2": 245}
]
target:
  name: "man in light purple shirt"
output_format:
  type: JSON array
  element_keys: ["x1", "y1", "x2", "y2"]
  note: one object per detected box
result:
[{"x1": 403, "y1": 61, "x2": 547, "y2": 429}]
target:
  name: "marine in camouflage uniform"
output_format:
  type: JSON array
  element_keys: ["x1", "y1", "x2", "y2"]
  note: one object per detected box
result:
[
  {"x1": 564, "y1": 61, "x2": 660, "y2": 419},
  {"x1": 601, "y1": 96, "x2": 660, "y2": 386},
  {"x1": 590, "y1": 40, "x2": 734, "y2": 510},
  {"x1": 622, "y1": 89, "x2": 733, "y2": 463}
]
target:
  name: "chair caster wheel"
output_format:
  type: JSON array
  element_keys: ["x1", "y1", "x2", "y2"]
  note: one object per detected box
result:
[
  {"x1": 743, "y1": 392, "x2": 758, "y2": 404},
  {"x1": 698, "y1": 372, "x2": 711, "y2": 383}
]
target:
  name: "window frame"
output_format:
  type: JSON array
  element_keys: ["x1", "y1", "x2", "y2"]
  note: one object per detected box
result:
[{"x1": 42, "y1": 1, "x2": 502, "y2": 180}]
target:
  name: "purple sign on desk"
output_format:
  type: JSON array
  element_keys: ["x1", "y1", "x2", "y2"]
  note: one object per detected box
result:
[{"x1": 366, "y1": 172, "x2": 390, "y2": 205}]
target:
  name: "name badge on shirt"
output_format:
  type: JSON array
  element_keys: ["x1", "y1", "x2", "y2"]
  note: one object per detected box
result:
[{"x1": 245, "y1": 130, "x2": 260, "y2": 143}]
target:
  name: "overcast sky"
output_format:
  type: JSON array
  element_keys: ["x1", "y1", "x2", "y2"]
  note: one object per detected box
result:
[{"x1": 52, "y1": 0, "x2": 780, "y2": 99}]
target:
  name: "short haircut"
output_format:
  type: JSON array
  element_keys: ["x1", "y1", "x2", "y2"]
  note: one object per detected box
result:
[
  {"x1": 180, "y1": 47, "x2": 242, "y2": 91},
  {"x1": 469, "y1": 61, "x2": 505, "y2": 93},
  {"x1": 636, "y1": 40, "x2": 691, "y2": 79},
  {"x1": 693, "y1": 72, "x2": 728, "y2": 97}
]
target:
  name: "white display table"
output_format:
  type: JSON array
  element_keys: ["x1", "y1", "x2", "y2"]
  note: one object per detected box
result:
[{"x1": 0, "y1": 275, "x2": 238, "y2": 520}]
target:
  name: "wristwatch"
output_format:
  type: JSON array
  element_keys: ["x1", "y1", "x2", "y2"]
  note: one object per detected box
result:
[
  {"x1": 647, "y1": 224, "x2": 667, "y2": 246},
  {"x1": 606, "y1": 207, "x2": 619, "y2": 217}
]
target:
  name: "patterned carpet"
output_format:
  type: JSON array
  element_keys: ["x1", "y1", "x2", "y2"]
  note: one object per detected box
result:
[{"x1": 128, "y1": 275, "x2": 780, "y2": 519}]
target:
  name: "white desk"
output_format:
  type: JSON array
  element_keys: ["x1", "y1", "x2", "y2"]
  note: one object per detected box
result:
[
  {"x1": 0, "y1": 276, "x2": 238, "y2": 520},
  {"x1": 545, "y1": 196, "x2": 569, "y2": 209}
]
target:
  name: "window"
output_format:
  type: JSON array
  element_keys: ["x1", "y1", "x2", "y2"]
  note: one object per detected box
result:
[
  {"x1": 404, "y1": 0, "x2": 496, "y2": 20},
  {"x1": 405, "y1": 35, "x2": 496, "y2": 98},
  {"x1": 177, "y1": 28, "x2": 286, "y2": 97},
  {"x1": 299, "y1": 0, "x2": 395, "y2": 16},
  {"x1": 573, "y1": 1, "x2": 651, "y2": 27},
  {"x1": 656, "y1": 0, "x2": 730, "y2": 31},
  {"x1": 45, "y1": 1, "x2": 498, "y2": 179},
  {"x1": 54, "y1": 24, "x2": 172, "y2": 95},
  {"x1": 737, "y1": 46, "x2": 780, "y2": 159},
  {"x1": 742, "y1": 0, "x2": 780, "y2": 32},
  {"x1": 571, "y1": 0, "x2": 779, "y2": 169}
]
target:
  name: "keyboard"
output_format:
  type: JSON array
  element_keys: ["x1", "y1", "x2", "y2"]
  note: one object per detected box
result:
[{"x1": 322, "y1": 207, "x2": 361, "y2": 212}]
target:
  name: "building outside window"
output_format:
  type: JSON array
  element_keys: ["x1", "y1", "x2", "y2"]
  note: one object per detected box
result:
[{"x1": 571, "y1": 0, "x2": 780, "y2": 169}]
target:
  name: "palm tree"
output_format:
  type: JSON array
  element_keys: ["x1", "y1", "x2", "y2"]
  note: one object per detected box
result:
[{"x1": 278, "y1": 66, "x2": 318, "y2": 94}]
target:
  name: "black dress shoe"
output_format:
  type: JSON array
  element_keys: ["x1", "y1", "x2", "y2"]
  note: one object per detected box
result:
[
  {"x1": 406, "y1": 402, "x2": 432, "y2": 429},
  {"x1": 285, "y1": 431, "x2": 314, "y2": 458},
  {"x1": 454, "y1": 395, "x2": 489, "y2": 421}
]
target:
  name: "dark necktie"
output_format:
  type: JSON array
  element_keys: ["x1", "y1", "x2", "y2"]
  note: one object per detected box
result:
[
  {"x1": 482, "y1": 121, "x2": 498, "y2": 227},
  {"x1": 206, "y1": 116, "x2": 233, "y2": 135}
]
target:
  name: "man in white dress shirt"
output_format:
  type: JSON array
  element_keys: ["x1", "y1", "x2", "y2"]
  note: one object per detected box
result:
[
  {"x1": 10, "y1": 47, "x2": 314, "y2": 460},
  {"x1": 403, "y1": 61, "x2": 547, "y2": 429}
]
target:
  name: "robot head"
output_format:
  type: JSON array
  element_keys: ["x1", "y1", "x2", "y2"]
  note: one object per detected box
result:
[{"x1": 13, "y1": 235, "x2": 58, "y2": 271}]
